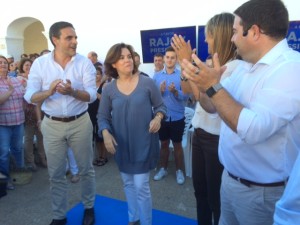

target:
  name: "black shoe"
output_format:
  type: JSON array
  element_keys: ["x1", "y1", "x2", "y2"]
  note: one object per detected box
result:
[
  {"x1": 49, "y1": 218, "x2": 67, "y2": 225},
  {"x1": 82, "y1": 207, "x2": 95, "y2": 225}
]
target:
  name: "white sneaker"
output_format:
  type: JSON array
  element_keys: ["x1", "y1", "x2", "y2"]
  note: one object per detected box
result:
[
  {"x1": 153, "y1": 168, "x2": 168, "y2": 181},
  {"x1": 176, "y1": 170, "x2": 185, "y2": 185}
]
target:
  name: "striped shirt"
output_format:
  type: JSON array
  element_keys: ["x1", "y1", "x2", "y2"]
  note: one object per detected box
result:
[{"x1": 0, "y1": 77, "x2": 25, "y2": 125}]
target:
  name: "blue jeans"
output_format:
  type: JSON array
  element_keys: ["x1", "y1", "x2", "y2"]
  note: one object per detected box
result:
[{"x1": 0, "y1": 124, "x2": 24, "y2": 176}]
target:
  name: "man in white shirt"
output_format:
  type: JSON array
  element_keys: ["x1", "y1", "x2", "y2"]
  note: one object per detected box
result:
[
  {"x1": 179, "y1": 0, "x2": 300, "y2": 224},
  {"x1": 24, "y1": 21, "x2": 96, "y2": 225}
]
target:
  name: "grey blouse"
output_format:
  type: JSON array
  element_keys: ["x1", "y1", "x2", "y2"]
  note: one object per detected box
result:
[{"x1": 97, "y1": 75, "x2": 167, "y2": 174}]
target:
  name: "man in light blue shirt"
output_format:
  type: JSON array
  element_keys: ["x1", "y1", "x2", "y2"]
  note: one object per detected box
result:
[{"x1": 152, "y1": 46, "x2": 189, "y2": 185}]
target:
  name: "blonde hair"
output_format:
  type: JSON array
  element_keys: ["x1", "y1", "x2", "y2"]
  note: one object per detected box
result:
[{"x1": 205, "y1": 13, "x2": 236, "y2": 65}]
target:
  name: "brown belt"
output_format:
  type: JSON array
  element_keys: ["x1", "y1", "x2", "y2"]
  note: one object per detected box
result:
[
  {"x1": 228, "y1": 172, "x2": 286, "y2": 187},
  {"x1": 44, "y1": 111, "x2": 87, "y2": 122}
]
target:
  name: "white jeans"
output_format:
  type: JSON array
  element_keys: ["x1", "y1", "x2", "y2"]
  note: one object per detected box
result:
[{"x1": 120, "y1": 172, "x2": 152, "y2": 225}]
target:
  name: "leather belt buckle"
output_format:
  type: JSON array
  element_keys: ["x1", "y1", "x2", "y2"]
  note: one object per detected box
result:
[
  {"x1": 44, "y1": 111, "x2": 86, "y2": 123},
  {"x1": 228, "y1": 172, "x2": 286, "y2": 187},
  {"x1": 61, "y1": 117, "x2": 72, "y2": 122}
]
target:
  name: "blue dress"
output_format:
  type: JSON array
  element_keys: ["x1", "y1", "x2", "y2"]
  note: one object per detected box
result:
[{"x1": 97, "y1": 75, "x2": 167, "y2": 174}]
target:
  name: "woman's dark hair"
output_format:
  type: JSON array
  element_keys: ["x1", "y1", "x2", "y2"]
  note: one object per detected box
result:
[
  {"x1": 234, "y1": 0, "x2": 289, "y2": 40},
  {"x1": 104, "y1": 43, "x2": 138, "y2": 79},
  {"x1": 21, "y1": 53, "x2": 28, "y2": 58},
  {"x1": 49, "y1": 21, "x2": 74, "y2": 47},
  {"x1": 96, "y1": 67, "x2": 103, "y2": 76},
  {"x1": 18, "y1": 58, "x2": 33, "y2": 73},
  {"x1": 0, "y1": 55, "x2": 8, "y2": 64}
]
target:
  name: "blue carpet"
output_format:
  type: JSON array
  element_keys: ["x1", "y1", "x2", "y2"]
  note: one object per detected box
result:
[{"x1": 67, "y1": 195, "x2": 197, "y2": 225}]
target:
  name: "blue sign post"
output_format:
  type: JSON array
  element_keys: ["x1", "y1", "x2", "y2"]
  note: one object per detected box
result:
[
  {"x1": 197, "y1": 26, "x2": 208, "y2": 61},
  {"x1": 287, "y1": 21, "x2": 300, "y2": 52},
  {"x1": 140, "y1": 26, "x2": 196, "y2": 63}
]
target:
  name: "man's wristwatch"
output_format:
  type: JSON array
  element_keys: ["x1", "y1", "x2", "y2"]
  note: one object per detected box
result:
[
  {"x1": 72, "y1": 88, "x2": 78, "y2": 98},
  {"x1": 206, "y1": 83, "x2": 223, "y2": 98}
]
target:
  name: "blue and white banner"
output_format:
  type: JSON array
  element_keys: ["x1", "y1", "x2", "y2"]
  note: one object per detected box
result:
[
  {"x1": 140, "y1": 26, "x2": 196, "y2": 63},
  {"x1": 287, "y1": 21, "x2": 300, "y2": 52},
  {"x1": 197, "y1": 21, "x2": 300, "y2": 61},
  {"x1": 140, "y1": 21, "x2": 299, "y2": 64}
]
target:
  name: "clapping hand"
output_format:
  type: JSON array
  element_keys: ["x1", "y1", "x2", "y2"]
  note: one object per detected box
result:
[
  {"x1": 171, "y1": 34, "x2": 196, "y2": 64},
  {"x1": 47, "y1": 79, "x2": 63, "y2": 96},
  {"x1": 56, "y1": 79, "x2": 73, "y2": 95},
  {"x1": 168, "y1": 82, "x2": 178, "y2": 96},
  {"x1": 160, "y1": 80, "x2": 166, "y2": 93},
  {"x1": 168, "y1": 82, "x2": 176, "y2": 93},
  {"x1": 181, "y1": 53, "x2": 225, "y2": 92}
]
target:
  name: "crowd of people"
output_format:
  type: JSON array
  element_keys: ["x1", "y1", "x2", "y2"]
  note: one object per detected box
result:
[{"x1": 0, "y1": 0, "x2": 300, "y2": 225}]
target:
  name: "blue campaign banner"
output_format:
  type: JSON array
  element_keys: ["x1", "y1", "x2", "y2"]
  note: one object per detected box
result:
[
  {"x1": 287, "y1": 21, "x2": 300, "y2": 52},
  {"x1": 140, "y1": 26, "x2": 196, "y2": 63},
  {"x1": 197, "y1": 20, "x2": 300, "y2": 63},
  {"x1": 197, "y1": 26, "x2": 208, "y2": 61}
]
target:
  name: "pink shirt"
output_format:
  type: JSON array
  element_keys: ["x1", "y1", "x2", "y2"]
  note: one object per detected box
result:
[{"x1": 0, "y1": 77, "x2": 25, "y2": 125}]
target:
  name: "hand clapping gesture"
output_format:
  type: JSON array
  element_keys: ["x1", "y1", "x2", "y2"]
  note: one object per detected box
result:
[
  {"x1": 171, "y1": 34, "x2": 196, "y2": 64},
  {"x1": 55, "y1": 79, "x2": 73, "y2": 96},
  {"x1": 160, "y1": 80, "x2": 166, "y2": 93},
  {"x1": 168, "y1": 82, "x2": 178, "y2": 96},
  {"x1": 181, "y1": 53, "x2": 225, "y2": 92}
]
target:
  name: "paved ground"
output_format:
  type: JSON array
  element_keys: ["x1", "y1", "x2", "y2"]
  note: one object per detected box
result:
[{"x1": 0, "y1": 154, "x2": 197, "y2": 225}]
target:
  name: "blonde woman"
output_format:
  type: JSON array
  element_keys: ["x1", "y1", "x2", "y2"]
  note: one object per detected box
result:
[{"x1": 172, "y1": 12, "x2": 239, "y2": 225}]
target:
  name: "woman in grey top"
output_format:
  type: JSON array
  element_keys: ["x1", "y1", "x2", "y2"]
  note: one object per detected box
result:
[{"x1": 97, "y1": 43, "x2": 166, "y2": 225}]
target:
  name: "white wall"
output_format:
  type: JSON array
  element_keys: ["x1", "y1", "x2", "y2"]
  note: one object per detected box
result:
[{"x1": 0, "y1": 0, "x2": 298, "y2": 75}]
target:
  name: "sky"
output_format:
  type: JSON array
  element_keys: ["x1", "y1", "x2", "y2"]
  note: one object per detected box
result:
[{"x1": 1, "y1": 0, "x2": 298, "y2": 74}]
